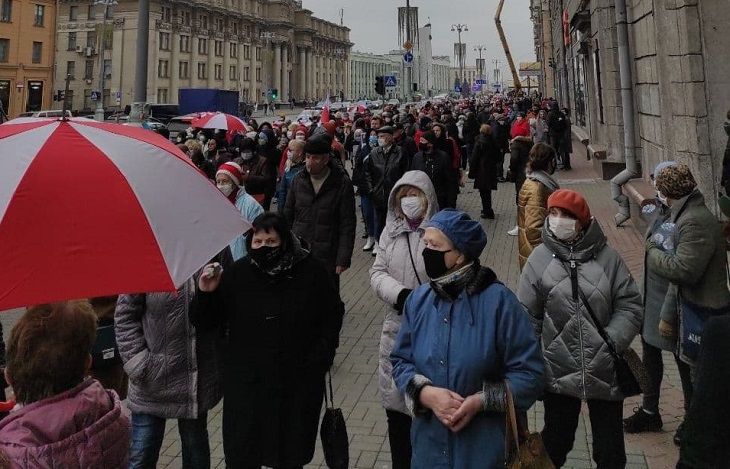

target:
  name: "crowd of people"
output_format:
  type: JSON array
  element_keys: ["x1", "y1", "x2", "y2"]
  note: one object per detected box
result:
[{"x1": 0, "y1": 92, "x2": 727, "y2": 469}]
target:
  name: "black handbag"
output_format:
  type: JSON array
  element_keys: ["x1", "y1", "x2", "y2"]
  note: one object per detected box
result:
[
  {"x1": 564, "y1": 260, "x2": 646, "y2": 397},
  {"x1": 320, "y1": 372, "x2": 349, "y2": 469}
]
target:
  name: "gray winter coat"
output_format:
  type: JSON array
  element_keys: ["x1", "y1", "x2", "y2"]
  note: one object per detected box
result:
[
  {"x1": 518, "y1": 220, "x2": 643, "y2": 401},
  {"x1": 370, "y1": 170, "x2": 439, "y2": 414},
  {"x1": 115, "y1": 279, "x2": 223, "y2": 418},
  {"x1": 642, "y1": 203, "x2": 678, "y2": 351}
]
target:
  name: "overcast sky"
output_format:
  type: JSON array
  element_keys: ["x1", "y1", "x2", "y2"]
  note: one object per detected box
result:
[{"x1": 302, "y1": 0, "x2": 536, "y2": 71}]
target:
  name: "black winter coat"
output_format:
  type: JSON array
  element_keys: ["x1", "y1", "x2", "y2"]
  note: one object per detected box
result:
[
  {"x1": 351, "y1": 143, "x2": 372, "y2": 192},
  {"x1": 284, "y1": 164, "x2": 356, "y2": 271},
  {"x1": 411, "y1": 149, "x2": 451, "y2": 210},
  {"x1": 469, "y1": 133, "x2": 501, "y2": 191},
  {"x1": 190, "y1": 254, "x2": 344, "y2": 467},
  {"x1": 395, "y1": 134, "x2": 418, "y2": 170},
  {"x1": 364, "y1": 144, "x2": 407, "y2": 211}
]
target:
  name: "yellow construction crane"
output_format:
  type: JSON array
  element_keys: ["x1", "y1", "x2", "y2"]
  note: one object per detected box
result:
[{"x1": 495, "y1": 0, "x2": 522, "y2": 91}]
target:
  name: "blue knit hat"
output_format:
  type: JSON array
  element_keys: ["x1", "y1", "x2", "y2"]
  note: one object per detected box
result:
[{"x1": 423, "y1": 209, "x2": 487, "y2": 260}]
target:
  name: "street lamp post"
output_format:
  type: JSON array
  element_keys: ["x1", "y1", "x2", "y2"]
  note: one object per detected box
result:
[
  {"x1": 493, "y1": 59, "x2": 501, "y2": 91},
  {"x1": 451, "y1": 23, "x2": 468, "y2": 90},
  {"x1": 473, "y1": 44, "x2": 485, "y2": 83},
  {"x1": 131, "y1": 0, "x2": 149, "y2": 122},
  {"x1": 94, "y1": 0, "x2": 117, "y2": 122}
]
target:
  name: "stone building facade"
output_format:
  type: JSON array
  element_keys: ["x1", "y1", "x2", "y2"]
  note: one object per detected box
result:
[
  {"x1": 349, "y1": 51, "x2": 399, "y2": 100},
  {"x1": 53, "y1": 0, "x2": 351, "y2": 111},
  {"x1": 532, "y1": 0, "x2": 730, "y2": 214},
  {"x1": 0, "y1": 0, "x2": 56, "y2": 118}
]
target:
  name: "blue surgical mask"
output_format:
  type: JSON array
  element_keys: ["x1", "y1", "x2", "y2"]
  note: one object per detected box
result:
[{"x1": 368, "y1": 136, "x2": 378, "y2": 147}]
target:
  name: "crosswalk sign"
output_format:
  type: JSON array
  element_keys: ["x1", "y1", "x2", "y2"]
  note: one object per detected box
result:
[{"x1": 384, "y1": 76, "x2": 397, "y2": 87}]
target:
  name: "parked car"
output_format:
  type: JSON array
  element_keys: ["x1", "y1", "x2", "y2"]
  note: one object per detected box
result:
[
  {"x1": 296, "y1": 109, "x2": 320, "y2": 123},
  {"x1": 167, "y1": 114, "x2": 199, "y2": 141},
  {"x1": 142, "y1": 103, "x2": 179, "y2": 124},
  {"x1": 17, "y1": 110, "x2": 72, "y2": 119}
]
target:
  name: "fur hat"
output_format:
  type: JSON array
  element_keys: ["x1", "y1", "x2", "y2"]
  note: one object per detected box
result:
[{"x1": 655, "y1": 163, "x2": 697, "y2": 200}]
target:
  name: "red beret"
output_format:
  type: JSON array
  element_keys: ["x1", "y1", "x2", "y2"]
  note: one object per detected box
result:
[{"x1": 547, "y1": 189, "x2": 592, "y2": 227}]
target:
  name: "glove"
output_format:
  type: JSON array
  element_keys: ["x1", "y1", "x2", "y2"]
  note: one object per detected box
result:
[
  {"x1": 645, "y1": 238, "x2": 659, "y2": 252},
  {"x1": 659, "y1": 319, "x2": 676, "y2": 338},
  {"x1": 394, "y1": 288, "x2": 413, "y2": 314}
]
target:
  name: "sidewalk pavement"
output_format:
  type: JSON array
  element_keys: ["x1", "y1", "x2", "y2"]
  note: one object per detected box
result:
[{"x1": 0, "y1": 138, "x2": 684, "y2": 468}]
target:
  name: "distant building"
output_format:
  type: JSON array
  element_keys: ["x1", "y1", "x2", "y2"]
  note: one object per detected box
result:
[
  {"x1": 349, "y1": 51, "x2": 399, "y2": 100},
  {"x1": 0, "y1": 0, "x2": 56, "y2": 118},
  {"x1": 53, "y1": 0, "x2": 351, "y2": 111}
]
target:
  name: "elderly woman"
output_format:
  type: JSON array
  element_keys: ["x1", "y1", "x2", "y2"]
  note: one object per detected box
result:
[
  {"x1": 193, "y1": 212, "x2": 344, "y2": 468},
  {"x1": 370, "y1": 170, "x2": 438, "y2": 469},
  {"x1": 215, "y1": 161, "x2": 264, "y2": 261},
  {"x1": 517, "y1": 142, "x2": 559, "y2": 270},
  {"x1": 391, "y1": 209, "x2": 544, "y2": 468},
  {"x1": 518, "y1": 189, "x2": 643, "y2": 469}
]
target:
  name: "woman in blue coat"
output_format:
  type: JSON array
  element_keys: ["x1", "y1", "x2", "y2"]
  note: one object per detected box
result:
[{"x1": 391, "y1": 209, "x2": 544, "y2": 468}]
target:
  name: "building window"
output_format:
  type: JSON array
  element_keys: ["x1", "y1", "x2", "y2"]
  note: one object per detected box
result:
[
  {"x1": 217, "y1": 18, "x2": 224, "y2": 31},
  {"x1": 1, "y1": 0, "x2": 11, "y2": 23},
  {"x1": 182, "y1": 10, "x2": 191, "y2": 26},
  {"x1": 243, "y1": 45, "x2": 250, "y2": 59},
  {"x1": 0, "y1": 38, "x2": 8, "y2": 62},
  {"x1": 198, "y1": 38, "x2": 208, "y2": 55},
  {"x1": 229, "y1": 65, "x2": 237, "y2": 80},
  {"x1": 31, "y1": 41, "x2": 42, "y2": 63},
  {"x1": 161, "y1": 6, "x2": 171, "y2": 22},
  {"x1": 87, "y1": 4, "x2": 94, "y2": 19},
  {"x1": 200, "y1": 15, "x2": 208, "y2": 30},
  {"x1": 159, "y1": 32, "x2": 170, "y2": 51},
  {"x1": 230, "y1": 43, "x2": 237, "y2": 58},
  {"x1": 255, "y1": 46, "x2": 261, "y2": 60},
  {"x1": 214, "y1": 40, "x2": 223, "y2": 57},
  {"x1": 256, "y1": 67, "x2": 261, "y2": 82},
  {"x1": 157, "y1": 60, "x2": 169, "y2": 78},
  {"x1": 179, "y1": 61, "x2": 189, "y2": 79},
  {"x1": 84, "y1": 60, "x2": 94, "y2": 79},
  {"x1": 66, "y1": 61, "x2": 75, "y2": 79},
  {"x1": 179, "y1": 35, "x2": 190, "y2": 53},
  {"x1": 103, "y1": 59, "x2": 111, "y2": 79},
  {"x1": 33, "y1": 4, "x2": 43, "y2": 26},
  {"x1": 86, "y1": 31, "x2": 97, "y2": 48},
  {"x1": 68, "y1": 32, "x2": 77, "y2": 51},
  {"x1": 157, "y1": 88, "x2": 168, "y2": 103},
  {"x1": 197, "y1": 62, "x2": 207, "y2": 79},
  {"x1": 243, "y1": 66, "x2": 249, "y2": 81},
  {"x1": 214, "y1": 64, "x2": 222, "y2": 80},
  {"x1": 233, "y1": 22, "x2": 239, "y2": 35}
]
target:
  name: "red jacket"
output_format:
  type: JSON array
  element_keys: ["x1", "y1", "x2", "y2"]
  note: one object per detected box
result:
[{"x1": 511, "y1": 118, "x2": 531, "y2": 139}]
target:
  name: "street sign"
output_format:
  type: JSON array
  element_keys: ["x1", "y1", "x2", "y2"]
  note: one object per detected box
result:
[
  {"x1": 454, "y1": 85, "x2": 461, "y2": 93},
  {"x1": 90, "y1": 91, "x2": 100, "y2": 101},
  {"x1": 472, "y1": 83, "x2": 482, "y2": 92},
  {"x1": 403, "y1": 51, "x2": 414, "y2": 63},
  {"x1": 476, "y1": 79, "x2": 486, "y2": 85},
  {"x1": 384, "y1": 75, "x2": 397, "y2": 88}
]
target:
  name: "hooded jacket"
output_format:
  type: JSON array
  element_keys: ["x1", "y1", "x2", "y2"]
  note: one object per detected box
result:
[
  {"x1": 518, "y1": 220, "x2": 643, "y2": 401},
  {"x1": 517, "y1": 170, "x2": 560, "y2": 269},
  {"x1": 370, "y1": 170, "x2": 438, "y2": 414},
  {"x1": 0, "y1": 379, "x2": 130, "y2": 468}
]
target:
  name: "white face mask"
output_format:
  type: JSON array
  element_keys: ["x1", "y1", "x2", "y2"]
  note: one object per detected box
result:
[
  {"x1": 217, "y1": 183, "x2": 235, "y2": 197},
  {"x1": 548, "y1": 215, "x2": 578, "y2": 241},
  {"x1": 657, "y1": 191, "x2": 668, "y2": 206},
  {"x1": 378, "y1": 137, "x2": 387, "y2": 148},
  {"x1": 296, "y1": 135, "x2": 306, "y2": 141},
  {"x1": 287, "y1": 131, "x2": 293, "y2": 139},
  {"x1": 400, "y1": 196, "x2": 424, "y2": 220}
]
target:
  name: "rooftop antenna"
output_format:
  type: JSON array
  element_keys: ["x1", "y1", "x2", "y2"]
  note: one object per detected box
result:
[{"x1": 340, "y1": 8, "x2": 344, "y2": 26}]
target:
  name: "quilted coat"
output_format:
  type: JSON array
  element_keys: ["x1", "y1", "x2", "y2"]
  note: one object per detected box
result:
[
  {"x1": 115, "y1": 279, "x2": 223, "y2": 419},
  {"x1": 517, "y1": 170, "x2": 559, "y2": 270},
  {"x1": 0, "y1": 378, "x2": 130, "y2": 468},
  {"x1": 370, "y1": 170, "x2": 438, "y2": 414},
  {"x1": 517, "y1": 220, "x2": 643, "y2": 401}
]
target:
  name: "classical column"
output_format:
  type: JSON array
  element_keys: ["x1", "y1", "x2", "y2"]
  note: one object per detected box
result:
[
  {"x1": 273, "y1": 43, "x2": 281, "y2": 101},
  {"x1": 207, "y1": 35, "x2": 215, "y2": 87},
  {"x1": 170, "y1": 29, "x2": 180, "y2": 100},
  {"x1": 281, "y1": 44, "x2": 289, "y2": 102},
  {"x1": 299, "y1": 47, "x2": 306, "y2": 100},
  {"x1": 249, "y1": 42, "x2": 257, "y2": 101},
  {"x1": 223, "y1": 40, "x2": 231, "y2": 90},
  {"x1": 308, "y1": 49, "x2": 314, "y2": 99}
]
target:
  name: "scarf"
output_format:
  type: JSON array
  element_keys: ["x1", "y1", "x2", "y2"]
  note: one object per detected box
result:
[{"x1": 430, "y1": 261, "x2": 478, "y2": 300}]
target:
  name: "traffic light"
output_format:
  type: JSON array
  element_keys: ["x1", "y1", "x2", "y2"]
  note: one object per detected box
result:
[
  {"x1": 53, "y1": 90, "x2": 65, "y2": 102},
  {"x1": 375, "y1": 76, "x2": 384, "y2": 95},
  {"x1": 271, "y1": 88, "x2": 278, "y2": 100}
]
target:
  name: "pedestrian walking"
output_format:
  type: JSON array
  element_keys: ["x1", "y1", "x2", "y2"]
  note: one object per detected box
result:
[
  {"x1": 468, "y1": 124, "x2": 502, "y2": 219},
  {"x1": 352, "y1": 129, "x2": 379, "y2": 251},
  {"x1": 530, "y1": 109, "x2": 550, "y2": 144},
  {"x1": 560, "y1": 108, "x2": 573, "y2": 170},
  {"x1": 276, "y1": 139, "x2": 306, "y2": 214},
  {"x1": 391, "y1": 209, "x2": 544, "y2": 468},
  {"x1": 193, "y1": 212, "x2": 344, "y2": 469},
  {"x1": 0, "y1": 301, "x2": 130, "y2": 468},
  {"x1": 507, "y1": 115, "x2": 533, "y2": 236},
  {"x1": 517, "y1": 143, "x2": 559, "y2": 269},
  {"x1": 432, "y1": 123, "x2": 461, "y2": 209},
  {"x1": 411, "y1": 131, "x2": 451, "y2": 211},
  {"x1": 116, "y1": 280, "x2": 223, "y2": 469},
  {"x1": 547, "y1": 102, "x2": 568, "y2": 168},
  {"x1": 370, "y1": 170, "x2": 439, "y2": 469},
  {"x1": 518, "y1": 189, "x2": 643, "y2": 469},
  {"x1": 284, "y1": 133, "x2": 356, "y2": 290}
]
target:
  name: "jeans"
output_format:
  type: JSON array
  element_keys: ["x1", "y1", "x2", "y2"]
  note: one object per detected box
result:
[
  {"x1": 641, "y1": 338, "x2": 694, "y2": 414},
  {"x1": 360, "y1": 195, "x2": 379, "y2": 238},
  {"x1": 386, "y1": 410, "x2": 412, "y2": 469},
  {"x1": 542, "y1": 392, "x2": 626, "y2": 469},
  {"x1": 130, "y1": 412, "x2": 210, "y2": 469}
]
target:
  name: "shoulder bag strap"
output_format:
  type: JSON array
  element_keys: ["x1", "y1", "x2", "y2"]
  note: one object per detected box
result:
[
  {"x1": 561, "y1": 260, "x2": 621, "y2": 359},
  {"x1": 405, "y1": 234, "x2": 423, "y2": 286}
]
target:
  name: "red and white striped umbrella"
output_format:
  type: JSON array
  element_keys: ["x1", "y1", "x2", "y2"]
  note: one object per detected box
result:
[
  {"x1": 190, "y1": 112, "x2": 248, "y2": 132},
  {"x1": 0, "y1": 117, "x2": 250, "y2": 310}
]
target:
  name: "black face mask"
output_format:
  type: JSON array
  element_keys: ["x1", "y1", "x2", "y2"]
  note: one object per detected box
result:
[
  {"x1": 422, "y1": 247, "x2": 451, "y2": 279},
  {"x1": 418, "y1": 143, "x2": 429, "y2": 152},
  {"x1": 249, "y1": 245, "x2": 282, "y2": 270}
]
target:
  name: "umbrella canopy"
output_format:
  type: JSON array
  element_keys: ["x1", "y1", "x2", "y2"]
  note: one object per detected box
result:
[
  {"x1": 191, "y1": 112, "x2": 247, "y2": 132},
  {"x1": 0, "y1": 117, "x2": 250, "y2": 310}
]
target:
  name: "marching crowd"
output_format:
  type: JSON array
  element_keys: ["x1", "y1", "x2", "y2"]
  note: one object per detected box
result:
[{"x1": 0, "y1": 92, "x2": 728, "y2": 469}]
